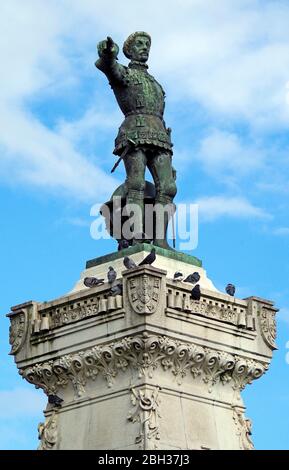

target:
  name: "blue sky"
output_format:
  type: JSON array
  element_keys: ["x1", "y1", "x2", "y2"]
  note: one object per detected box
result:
[{"x1": 0, "y1": 0, "x2": 289, "y2": 449}]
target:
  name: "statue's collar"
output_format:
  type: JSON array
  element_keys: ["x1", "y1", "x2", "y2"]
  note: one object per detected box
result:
[{"x1": 128, "y1": 61, "x2": 148, "y2": 71}]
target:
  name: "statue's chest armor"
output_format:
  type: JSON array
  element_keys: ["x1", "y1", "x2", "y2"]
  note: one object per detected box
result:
[{"x1": 114, "y1": 69, "x2": 165, "y2": 116}]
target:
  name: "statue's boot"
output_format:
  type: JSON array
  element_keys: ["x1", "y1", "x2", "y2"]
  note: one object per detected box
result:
[{"x1": 153, "y1": 196, "x2": 176, "y2": 251}]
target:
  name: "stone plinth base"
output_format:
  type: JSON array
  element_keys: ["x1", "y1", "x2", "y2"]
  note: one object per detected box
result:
[{"x1": 7, "y1": 247, "x2": 277, "y2": 450}]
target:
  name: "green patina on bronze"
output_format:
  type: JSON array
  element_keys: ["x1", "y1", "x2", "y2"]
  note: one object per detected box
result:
[
  {"x1": 86, "y1": 243, "x2": 202, "y2": 269},
  {"x1": 95, "y1": 32, "x2": 177, "y2": 250}
]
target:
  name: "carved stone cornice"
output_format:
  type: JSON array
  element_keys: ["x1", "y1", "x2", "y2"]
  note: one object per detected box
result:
[
  {"x1": 20, "y1": 333, "x2": 268, "y2": 398},
  {"x1": 40, "y1": 291, "x2": 123, "y2": 330},
  {"x1": 167, "y1": 286, "x2": 250, "y2": 329}
]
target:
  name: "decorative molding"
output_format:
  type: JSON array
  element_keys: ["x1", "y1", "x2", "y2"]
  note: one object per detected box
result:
[
  {"x1": 166, "y1": 289, "x2": 248, "y2": 328},
  {"x1": 259, "y1": 306, "x2": 277, "y2": 350},
  {"x1": 233, "y1": 407, "x2": 254, "y2": 450},
  {"x1": 127, "y1": 274, "x2": 161, "y2": 315},
  {"x1": 38, "y1": 294, "x2": 123, "y2": 330},
  {"x1": 8, "y1": 309, "x2": 28, "y2": 355},
  {"x1": 38, "y1": 411, "x2": 58, "y2": 450},
  {"x1": 128, "y1": 387, "x2": 161, "y2": 449},
  {"x1": 20, "y1": 333, "x2": 268, "y2": 397}
]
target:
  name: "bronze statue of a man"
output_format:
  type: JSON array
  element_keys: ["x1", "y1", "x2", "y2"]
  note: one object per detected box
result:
[{"x1": 95, "y1": 32, "x2": 177, "y2": 249}]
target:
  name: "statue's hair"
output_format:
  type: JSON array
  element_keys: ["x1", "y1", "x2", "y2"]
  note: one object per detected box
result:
[{"x1": 123, "y1": 31, "x2": 151, "y2": 59}]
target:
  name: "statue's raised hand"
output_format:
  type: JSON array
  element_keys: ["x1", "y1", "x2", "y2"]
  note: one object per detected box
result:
[{"x1": 97, "y1": 36, "x2": 119, "y2": 59}]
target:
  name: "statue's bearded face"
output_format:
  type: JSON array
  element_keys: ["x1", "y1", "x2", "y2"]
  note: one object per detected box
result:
[{"x1": 130, "y1": 35, "x2": 151, "y2": 62}]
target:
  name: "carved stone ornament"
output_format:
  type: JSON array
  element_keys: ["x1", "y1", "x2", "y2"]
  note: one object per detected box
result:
[
  {"x1": 128, "y1": 274, "x2": 161, "y2": 315},
  {"x1": 233, "y1": 407, "x2": 254, "y2": 450},
  {"x1": 128, "y1": 387, "x2": 161, "y2": 449},
  {"x1": 259, "y1": 306, "x2": 277, "y2": 350},
  {"x1": 20, "y1": 333, "x2": 269, "y2": 398},
  {"x1": 38, "y1": 411, "x2": 58, "y2": 450},
  {"x1": 8, "y1": 309, "x2": 28, "y2": 355},
  {"x1": 166, "y1": 289, "x2": 249, "y2": 328}
]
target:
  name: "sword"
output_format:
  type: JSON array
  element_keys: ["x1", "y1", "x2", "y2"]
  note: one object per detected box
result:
[{"x1": 110, "y1": 138, "x2": 136, "y2": 173}]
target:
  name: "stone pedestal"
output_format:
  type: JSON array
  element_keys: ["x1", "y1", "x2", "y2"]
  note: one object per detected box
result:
[{"x1": 7, "y1": 245, "x2": 277, "y2": 450}]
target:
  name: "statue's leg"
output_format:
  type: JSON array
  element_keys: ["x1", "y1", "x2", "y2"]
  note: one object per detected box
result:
[
  {"x1": 148, "y1": 151, "x2": 177, "y2": 250},
  {"x1": 123, "y1": 148, "x2": 146, "y2": 243}
]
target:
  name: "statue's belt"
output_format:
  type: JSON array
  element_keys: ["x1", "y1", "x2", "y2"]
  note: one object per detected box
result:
[
  {"x1": 124, "y1": 111, "x2": 163, "y2": 119},
  {"x1": 116, "y1": 130, "x2": 171, "y2": 144}
]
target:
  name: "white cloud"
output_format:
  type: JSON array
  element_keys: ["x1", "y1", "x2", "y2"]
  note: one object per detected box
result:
[
  {"x1": 196, "y1": 129, "x2": 264, "y2": 178},
  {"x1": 1, "y1": 0, "x2": 289, "y2": 201},
  {"x1": 0, "y1": 106, "x2": 118, "y2": 202},
  {"x1": 195, "y1": 195, "x2": 270, "y2": 221},
  {"x1": 64, "y1": 0, "x2": 289, "y2": 128}
]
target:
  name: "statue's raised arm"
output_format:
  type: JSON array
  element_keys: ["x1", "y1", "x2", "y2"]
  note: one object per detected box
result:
[
  {"x1": 95, "y1": 32, "x2": 177, "y2": 250},
  {"x1": 95, "y1": 36, "x2": 126, "y2": 85}
]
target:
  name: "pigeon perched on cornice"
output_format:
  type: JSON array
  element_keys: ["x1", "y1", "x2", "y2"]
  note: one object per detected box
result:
[
  {"x1": 184, "y1": 272, "x2": 201, "y2": 284},
  {"x1": 123, "y1": 256, "x2": 137, "y2": 270},
  {"x1": 191, "y1": 284, "x2": 201, "y2": 301},
  {"x1": 84, "y1": 277, "x2": 104, "y2": 288},
  {"x1": 173, "y1": 272, "x2": 184, "y2": 281},
  {"x1": 48, "y1": 394, "x2": 63, "y2": 407},
  {"x1": 110, "y1": 284, "x2": 123, "y2": 296},
  {"x1": 138, "y1": 248, "x2": 156, "y2": 266},
  {"x1": 107, "y1": 266, "x2": 117, "y2": 284},
  {"x1": 226, "y1": 284, "x2": 236, "y2": 296}
]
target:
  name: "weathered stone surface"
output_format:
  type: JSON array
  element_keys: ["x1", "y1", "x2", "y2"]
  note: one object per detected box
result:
[{"x1": 7, "y1": 253, "x2": 277, "y2": 450}]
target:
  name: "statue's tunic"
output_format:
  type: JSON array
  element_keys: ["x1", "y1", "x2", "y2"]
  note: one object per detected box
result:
[{"x1": 95, "y1": 58, "x2": 173, "y2": 156}]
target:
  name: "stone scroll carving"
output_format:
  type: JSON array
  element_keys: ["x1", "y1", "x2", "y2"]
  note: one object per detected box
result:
[
  {"x1": 38, "y1": 411, "x2": 58, "y2": 450},
  {"x1": 128, "y1": 387, "x2": 161, "y2": 449},
  {"x1": 20, "y1": 333, "x2": 268, "y2": 398},
  {"x1": 233, "y1": 407, "x2": 254, "y2": 450}
]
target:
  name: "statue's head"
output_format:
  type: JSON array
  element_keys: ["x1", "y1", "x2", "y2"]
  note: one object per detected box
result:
[{"x1": 123, "y1": 32, "x2": 151, "y2": 63}]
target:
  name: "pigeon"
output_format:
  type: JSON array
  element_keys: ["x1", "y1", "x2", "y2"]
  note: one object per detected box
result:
[
  {"x1": 138, "y1": 248, "x2": 156, "y2": 266},
  {"x1": 184, "y1": 272, "x2": 201, "y2": 284},
  {"x1": 107, "y1": 266, "x2": 117, "y2": 284},
  {"x1": 110, "y1": 283, "x2": 123, "y2": 296},
  {"x1": 191, "y1": 284, "x2": 201, "y2": 301},
  {"x1": 84, "y1": 277, "x2": 104, "y2": 288},
  {"x1": 123, "y1": 256, "x2": 137, "y2": 270},
  {"x1": 226, "y1": 283, "x2": 236, "y2": 296},
  {"x1": 173, "y1": 271, "x2": 184, "y2": 281},
  {"x1": 48, "y1": 394, "x2": 63, "y2": 407},
  {"x1": 118, "y1": 239, "x2": 130, "y2": 251}
]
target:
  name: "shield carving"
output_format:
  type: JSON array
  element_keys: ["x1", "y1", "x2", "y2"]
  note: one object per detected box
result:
[{"x1": 128, "y1": 274, "x2": 161, "y2": 315}]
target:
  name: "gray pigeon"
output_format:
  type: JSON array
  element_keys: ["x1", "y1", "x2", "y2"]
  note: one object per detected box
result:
[
  {"x1": 184, "y1": 272, "x2": 201, "y2": 284},
  {"x1": 138, "y1": 248, "x2": 156, "y2": 266},
  {"x1": 226, "y1": 283, "x2": 236, "y2": 296},
  {"x1": 48, "y1": 394, "x2": 63, "y2": 407},
  {"x1": 107, "y1": 266, "x2": 117, "y2": 284},
  {"x1": 123, "y1": 256, "x2": 137, "y2": 270},
  {"x1": 84, "y1": 277, "x2": 104, "y2": 288},
  {"x1": 110, "y1": 284, "x2": 123, "y2": 296},
  {"x1": 191, "y1": 284, "x2": 201, "y2": 301},
  {"x1": 118, "y1": 239, "x2": 130, "y2": 251},
  {"x1": 173, "y1": 271, "x2": 184, "y2": 281}
]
